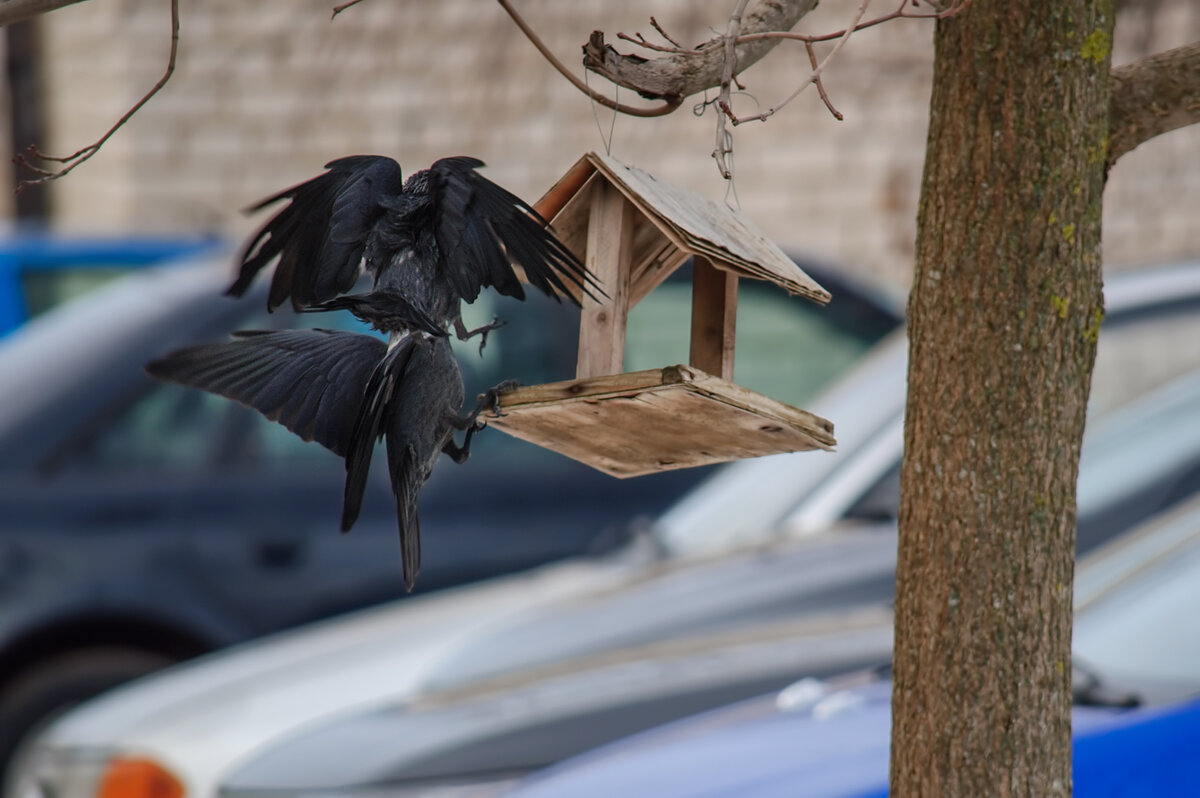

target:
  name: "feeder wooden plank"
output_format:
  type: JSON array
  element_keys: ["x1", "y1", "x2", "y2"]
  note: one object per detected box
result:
[
  {"x1": 690, "y1": 257, "x2": 738, "y2": 380},
  {"x1": 487, "y1": 365, "x2": 835, "y2": 478},
  {"x1": 534, "y1": 156, "x2": 598, "y2": 223},
  {"x1": 577, "y1": 182, "x2": 635, "y2": 379}
]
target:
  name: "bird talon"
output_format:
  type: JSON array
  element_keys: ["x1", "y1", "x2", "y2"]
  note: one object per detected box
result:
[{"x1": 480, "y1": 379, "x2": 518, "y2": 417}]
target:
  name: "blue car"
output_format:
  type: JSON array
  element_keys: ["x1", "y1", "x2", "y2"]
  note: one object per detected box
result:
[{"x1": 503, "y1": 493, "x2": 1200, "y2": 798}]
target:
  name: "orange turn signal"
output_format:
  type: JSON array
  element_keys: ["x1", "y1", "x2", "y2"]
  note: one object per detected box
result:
[{"x1": 96, "y1": 757, "x2": 184, "y2": 798}]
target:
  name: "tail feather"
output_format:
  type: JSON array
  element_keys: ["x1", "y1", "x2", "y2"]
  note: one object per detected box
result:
[
  {"x1": 389, "y1": 442, "x2": 423, "y2": 592},
  {"x1": 341, "y1": 335, "x2": 416, "y2": 532}
]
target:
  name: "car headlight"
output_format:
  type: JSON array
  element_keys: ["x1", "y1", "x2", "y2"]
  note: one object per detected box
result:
[{"x1": 15, "y1": 747, "x2": 183, "y2": 798}]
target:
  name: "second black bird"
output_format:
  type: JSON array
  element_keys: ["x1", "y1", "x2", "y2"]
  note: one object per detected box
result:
[{"x1": 146, "y1": 329, "x2": 504, "y2": 591}]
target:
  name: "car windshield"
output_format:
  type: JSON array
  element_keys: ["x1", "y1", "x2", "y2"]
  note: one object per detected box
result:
[
  {"x1": 1074, "y1": 497, "x2": 1200, "y2": 690},
  {"x1": 660, "y1": 284, "x2": 1200, "y2": 558}
]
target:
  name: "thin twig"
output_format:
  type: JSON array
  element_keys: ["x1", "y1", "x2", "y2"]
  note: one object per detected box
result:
[
  {"x1": 713, "y1": 0, "x2": 752, "y2": 180},
  {"x1": 730, "y1": 0, "x2": 872, "y2": 127},
  {"x1": 496, "y1": 0, "x2": 681, "y2": 118},
  {"x1": 14, "y1": 0, "x2": 180, "y2": 192},
  {"x1": 617, "y1": 16, "x2": 702, "y2": 56},
  {"x1": 650, "y1": 16, "x2": 685, "y2": 50},
  {"x1": 734, "y1": 0, "x2": 969, "y2": 46},
  {"x1": 616, "y1": 31, "x2": 702, "y2": 55},
  {"x1": 331, "y1": 0, "x2": 366, "y2": 19},
  {"x1": 805, "y1": 41, "x2": 843, "y2": 120}
]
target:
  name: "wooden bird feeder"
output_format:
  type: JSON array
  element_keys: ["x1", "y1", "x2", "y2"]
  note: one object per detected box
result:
[{"x1": 489, "y1": 152, "x2": 837, "y2": 478}]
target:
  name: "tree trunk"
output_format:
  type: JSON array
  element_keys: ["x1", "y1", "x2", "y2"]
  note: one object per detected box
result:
[{"x1": 890, "y1": 1, "x2": 1113, "y2": 795}]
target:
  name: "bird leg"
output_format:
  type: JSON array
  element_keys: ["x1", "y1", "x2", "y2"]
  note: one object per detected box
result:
[
  {"x1": 441, "y1": 379, "x2": 520, "y2": 464},
  {"x1": 441, "y1": 430, "x2": 476, "y2": 465},
  {"x1": 453, "y1": 316, "x2": 507, "y2": 355}
]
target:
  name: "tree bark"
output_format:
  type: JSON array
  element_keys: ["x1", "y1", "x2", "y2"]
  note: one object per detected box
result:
[
  {"x1": 889, "y1": 1, "x2": 1113, "y2": 796},
  {"x1": 1108, "y1": 40, "x2": 1200, "y2": 167}
]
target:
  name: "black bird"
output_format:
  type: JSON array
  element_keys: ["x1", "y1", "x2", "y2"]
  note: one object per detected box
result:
[
  {"x1": 228, "y1": 155, "x2": 600, "y2": 348},
  {"x1": 146, "y1": 328, "x2": 506, "y2": 591}
]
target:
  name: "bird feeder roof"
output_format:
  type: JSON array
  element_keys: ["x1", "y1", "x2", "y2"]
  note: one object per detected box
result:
[{"x1": 534, "y1": 152, "x2": 831, "y2": 306}]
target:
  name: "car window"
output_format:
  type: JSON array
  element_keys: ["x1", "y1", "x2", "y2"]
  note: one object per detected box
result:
[
  {"x1": 1087, "y1": 305, "x2": 1200, "y2": 416},
  {"x1": 56, "y1": 265, "x2": 893, "y2": 476},
  {"x1": 626, "y1": 277, "x2": 884, "y2": 408},
  {"x1": 1073, "y1": 513, "x2": 1200, "y2": 685},
  {"x1": 841, "y1": 366, "x2": 1200, "y2": 531},
  {"x1": 839, "y1": 305, "x2": 1200, "y2": 525}
]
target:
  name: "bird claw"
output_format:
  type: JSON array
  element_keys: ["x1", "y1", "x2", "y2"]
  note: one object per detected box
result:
[
  {"x1": 474, "y1": 316, "x2": 507, "y2": 356},
  {"x1": 482, "y1": 379, "x2": 519, "y2": 418}
]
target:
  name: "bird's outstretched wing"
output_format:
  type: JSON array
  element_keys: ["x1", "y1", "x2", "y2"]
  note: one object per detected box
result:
[
  {"x1": 341, "y1": 335, "x2": 416, "y2": 534},
  {"x1": 229, "y1": 156, "x2": 404, "y2": 311},
  {"x1": 424, "y1": 156, "x2": 602, "y2": 306},
  {"x1": 146, "y1": 329, "x2": 385, "y2": 456}
]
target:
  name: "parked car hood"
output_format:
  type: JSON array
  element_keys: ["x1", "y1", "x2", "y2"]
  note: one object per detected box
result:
[
  {"x1": 504, "y1": 674, "x2": 1200, "y2": 798},
  {"x1": 34, "y1": 528, "x2": 898, "y2": 798}
]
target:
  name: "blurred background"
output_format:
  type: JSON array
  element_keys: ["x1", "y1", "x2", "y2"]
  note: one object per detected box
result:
[
  {"x1": 1, "y1": 0, "x2": 1197, "y2": 295},
  {"x1": 0, "y1": 2, "x2": 1198, "y2": 798}
]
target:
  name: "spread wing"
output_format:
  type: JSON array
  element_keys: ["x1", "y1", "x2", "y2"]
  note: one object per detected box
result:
[
  {"x1": 145, "y1": 329, "x2": 386, "y2": 456},
  {"x1": 425, "y1": 156, "x2": 602, "y2": 306},
  {"x1": 229, "y1": 156, "x2": 405, "y2": 311}
]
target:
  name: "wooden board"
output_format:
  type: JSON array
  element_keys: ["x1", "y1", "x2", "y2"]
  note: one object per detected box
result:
[
  {"x1": 533, "y1": 152, "x2": 832, "y2": 307},
  {"x1": 576, "y1": 181, "x2": 635, "y2": 379},
  {"x1": 487, "y1": 366, "x2": 836, "y2": 478}
]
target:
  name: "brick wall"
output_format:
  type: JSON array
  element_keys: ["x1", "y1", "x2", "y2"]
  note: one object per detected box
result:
[{"x1": 32, "y1": 0, "x2": 1200, "y2": 292}]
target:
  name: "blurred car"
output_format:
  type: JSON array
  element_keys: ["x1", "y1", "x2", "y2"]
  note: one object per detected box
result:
[
  {"x1": 0, "y1": 235, "x2": 217, "y2": 335},
  {"x1": 16, "y1": 262, "x2": 1200, "y2": 798},
  {"x1": 0, "y1": 249, "x2": 898, "y2": 784},
  {"x1": 189, "y1": 366, "x2": 1200, "y2": 798},
  {"x1": 500, "y1": 494, "x2": 1200, "y2": 798}
]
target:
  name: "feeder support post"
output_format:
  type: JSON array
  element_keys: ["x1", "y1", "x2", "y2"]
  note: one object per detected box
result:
[
  {"x1": 576, "y1": 181, "x2": 635, "y2": 380},
  {"x1": 689, "y1": 257, "x2": 738, "y2": 380}
]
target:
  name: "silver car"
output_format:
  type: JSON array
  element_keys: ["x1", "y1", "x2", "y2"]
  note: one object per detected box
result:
[{"x1": 17, "y1": 263, "x2": 1200, "y2": 798}]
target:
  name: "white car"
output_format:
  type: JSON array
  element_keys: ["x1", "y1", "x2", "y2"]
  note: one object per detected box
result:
[{"x1": 17, "y1": 263, "x2": 1200, "y2": 798}]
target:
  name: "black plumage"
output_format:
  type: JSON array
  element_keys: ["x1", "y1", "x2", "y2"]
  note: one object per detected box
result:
[
  {"x1": 147, "y1": 330, "x2": 501, "y2": 591},
  {"x1": 228, "y1": 155, "x2": 600, "y2": 344}
]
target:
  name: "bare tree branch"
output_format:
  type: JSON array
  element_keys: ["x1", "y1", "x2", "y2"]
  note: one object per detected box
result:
[
  {"x1": 726, "y1": 0, "x2": 871, "y2": 127},
  {"x1": 331, "y1": 0, "x2": 366, "y2": 19},
  {"x1": 805, "y1": 41, "x2": 843, "y2": 120},
  {"x1": 582, "y1": 0, "x2": 820, "y2": 104},
  {"x1": 1108, "y1": 40, "x2": 1200, "y2": 168},
  {"x1": 734, "y1": 0, "x2": 970, "y2": 46},
  {"x1": 496, "y1": 0, "x2": 681, "y2": 117},
  {"x1": 13, "y1": 0, "x2": 179, "y2": 191},
  {"x1": 0, "y1": 0, "x2": 88, "y2": 27}
]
